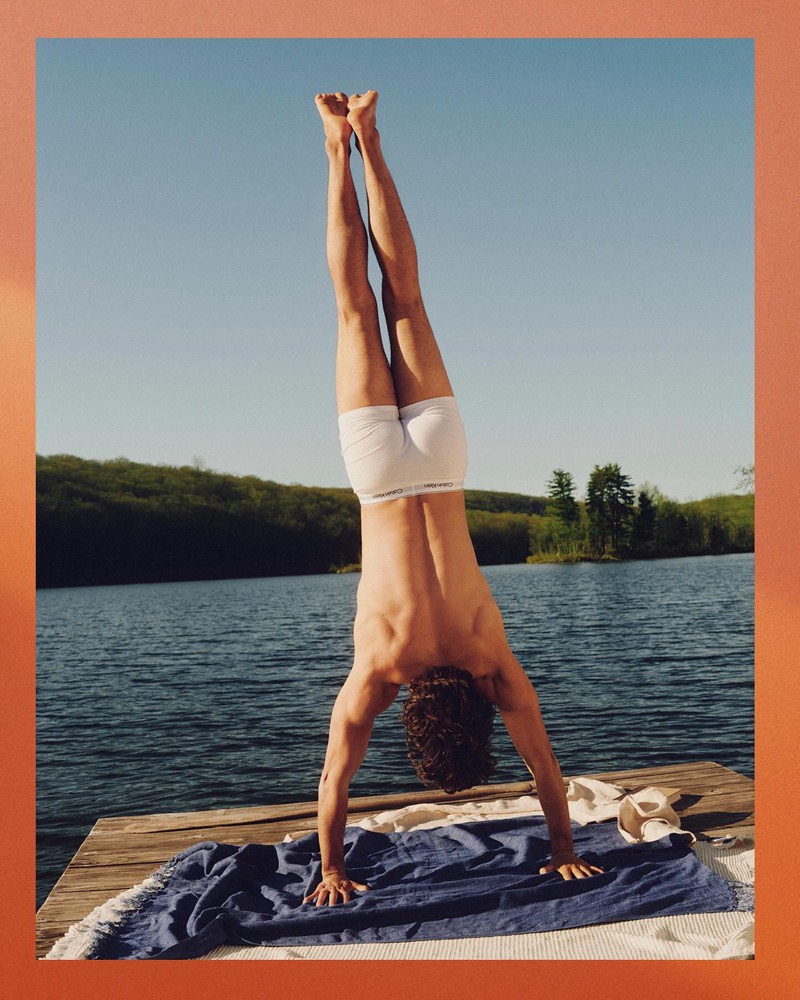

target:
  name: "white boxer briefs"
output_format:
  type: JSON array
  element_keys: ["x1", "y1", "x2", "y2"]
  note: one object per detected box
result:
[{"x1": 338, "y1": 396, "x2": 468, "y2": 506}]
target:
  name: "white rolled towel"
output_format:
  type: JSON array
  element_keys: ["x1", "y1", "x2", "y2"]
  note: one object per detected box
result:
[
  {"x1": 616, "y1": 786, "x2": 696, "y2": 845},
  {"x1": 566, "y1": 777, "x2": 628, "y2": 823},
  {"x1": 281, "y1": 780, "x2": 694, "y2": 843}
]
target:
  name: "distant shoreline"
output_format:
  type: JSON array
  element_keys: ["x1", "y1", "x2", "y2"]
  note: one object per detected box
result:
[{"x1": 36, "y1": 454, "x2": 753, "y2": 589}]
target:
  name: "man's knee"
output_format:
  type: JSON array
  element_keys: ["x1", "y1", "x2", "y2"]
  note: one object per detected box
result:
[
  {"x1": 382, "y1": 284, "x2": 424, "y2": 321},
  {"x1": 336, "y1": 291, "x2": 379, "y2": 327}
]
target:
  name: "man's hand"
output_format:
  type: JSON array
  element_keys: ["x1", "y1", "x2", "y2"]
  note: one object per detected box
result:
[
  {"x1": 303, "y1": 872, "x2": 369, "y2": 906},
  {"x1": 539, "y1": 852, "x2": 604, "y2": 880}
]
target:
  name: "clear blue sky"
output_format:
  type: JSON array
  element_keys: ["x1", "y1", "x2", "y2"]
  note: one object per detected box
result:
[{"x1": 36, "y1": 39, "x2": 753, "y2": 502}]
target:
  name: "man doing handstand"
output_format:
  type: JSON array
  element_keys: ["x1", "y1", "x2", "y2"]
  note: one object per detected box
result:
[{"x1": 306, "y1": 90, "x2": 603, "y2": 906}]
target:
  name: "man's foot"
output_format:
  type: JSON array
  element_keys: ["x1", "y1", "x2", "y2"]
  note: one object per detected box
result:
[
  {"x1": 315, "y1": 92, "x2": 352, "y2": 145},
  {"x1": 347, "y1": 90, "x2": 378, "y2": 140}
]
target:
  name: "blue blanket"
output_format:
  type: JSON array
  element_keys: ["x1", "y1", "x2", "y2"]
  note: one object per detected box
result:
[{"x1": 87, "y1": 816, "x2": 752, "y2": 959}]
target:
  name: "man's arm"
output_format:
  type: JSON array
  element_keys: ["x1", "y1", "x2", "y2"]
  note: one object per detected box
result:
[
  {"x1": 304, "y1": 667, "x2": 399, "y2": 905},
  {"x1": 493, "y1": 657, "x2": 604, "y2": 880}
]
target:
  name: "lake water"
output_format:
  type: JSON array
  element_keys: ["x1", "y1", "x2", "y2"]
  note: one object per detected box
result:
[{"x1": 36, "y1": 553, "x2": 753, "y2": 907}]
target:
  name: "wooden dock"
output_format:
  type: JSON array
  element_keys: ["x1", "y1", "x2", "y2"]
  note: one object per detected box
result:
[{"x1": 36, "y1": 760, "x2": 753, "y2": 959}]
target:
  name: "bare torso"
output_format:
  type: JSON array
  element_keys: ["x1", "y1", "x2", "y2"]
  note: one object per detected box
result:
[{"x1": 353, "y1": 490, "x2": 513, "y2": 699}]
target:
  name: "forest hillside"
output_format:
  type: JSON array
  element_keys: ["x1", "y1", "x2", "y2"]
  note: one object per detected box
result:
[{"x1": 37, "y1": 455, "x2": 753, "y2": 588}]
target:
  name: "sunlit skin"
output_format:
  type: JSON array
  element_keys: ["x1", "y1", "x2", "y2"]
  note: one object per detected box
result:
[{"x1": 305, "y1": 91, "x2": 603, "y2": 906}]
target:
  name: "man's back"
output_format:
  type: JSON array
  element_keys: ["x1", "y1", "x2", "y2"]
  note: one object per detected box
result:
[{"x1": 354, "y1": 491, "x2": 511, "y2": 687}]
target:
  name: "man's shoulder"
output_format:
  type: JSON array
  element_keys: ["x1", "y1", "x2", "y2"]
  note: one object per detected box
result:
[
  {"x1": 342, "y1": 659, "x2": 402, "y2": 715},
  {"x1": 467, "y1": 599, "x2": 516, "y2": 668}
]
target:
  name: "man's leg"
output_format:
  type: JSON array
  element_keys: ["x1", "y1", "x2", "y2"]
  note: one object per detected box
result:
[
  {"x1": 346, "y1": 91, "x2": 453, "y2": 409},
  {"x1": 316, "y1": 93, "x2": 396, "y2": 416}
]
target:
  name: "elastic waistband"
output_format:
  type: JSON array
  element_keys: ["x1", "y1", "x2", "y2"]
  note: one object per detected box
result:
[{"x1": 359, "y1": 478, "x2": 465, "y2": 505}]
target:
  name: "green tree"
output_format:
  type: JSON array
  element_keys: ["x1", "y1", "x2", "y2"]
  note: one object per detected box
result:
[
  {"x1": 466, "y1": 510, "x2": 531, "y2": 565},
  {"x1": 463, "y1": 490, "x2": 547, "y2": 515},
  {"x1": 545, "y1": 469, "x2": 581, "y2": 558},
  {"x1": 546, "y1": 469, "x2": 579, "y2": 525},
  {"x1": 630, "y1": 489, "x2": 657, "y2": 556},
  {"x1": 585, "y1": 463, "x2": 636, "y2": 556},
  {"x1": 653, "y1": 496, "x2": 690, "y2": 554}
]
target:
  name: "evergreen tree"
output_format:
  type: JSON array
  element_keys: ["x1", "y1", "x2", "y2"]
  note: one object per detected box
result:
[
  {"x1": 546, "y1": 469, "x2": 579, "y2": 525},
  {"x1": 545, "y1": 468, "x2": 580, "y2": 558},
  {"x1": 585, "y1": 463, "x2": 635, "y2": 556},
  {"x1": 586, "y1": 466, "x2": 610, "y2": 555},
  {"x1": 630, "y1": 489, "x2": 656, "y2": 556}
]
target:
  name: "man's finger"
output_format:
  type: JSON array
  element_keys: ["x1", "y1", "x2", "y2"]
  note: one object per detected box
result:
[{"x1": 353, "y1": 882, "x2": 369, "y2": 891}]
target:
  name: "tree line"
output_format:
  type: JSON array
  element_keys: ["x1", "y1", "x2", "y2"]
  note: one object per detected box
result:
[
  {"x1": 532, "y1": 464, "x2": 754, "y2": 563},
  {"x1": 37, "y1": 455, "x2": 362, "y2": 588},
  {"x1": 36, "y1": 454, "x2": 753, "y2": 588}
]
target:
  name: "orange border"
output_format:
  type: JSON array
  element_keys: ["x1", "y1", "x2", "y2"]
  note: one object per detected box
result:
[{"x1": 3, "y1": 1, "x2": 798, "y2": 996}]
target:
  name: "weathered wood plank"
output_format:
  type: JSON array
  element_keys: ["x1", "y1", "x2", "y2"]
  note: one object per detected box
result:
[
  {"x1": 97, "y1": 780, "x2": 536, "y2": 834},
  {"x1": 37, "y1": 762, "x2": 753, "y2": 959}
]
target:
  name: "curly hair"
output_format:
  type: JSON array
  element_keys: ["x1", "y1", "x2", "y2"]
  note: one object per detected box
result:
[{"x1": 401, "y1": 666, "x2": 497, "y2": 794}]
